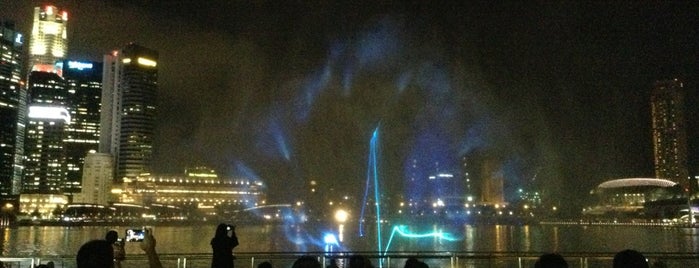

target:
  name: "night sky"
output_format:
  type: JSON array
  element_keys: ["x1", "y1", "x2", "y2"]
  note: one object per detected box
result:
[{"x1": 2, "y1": 1, "x2": 698, "y2": 210}]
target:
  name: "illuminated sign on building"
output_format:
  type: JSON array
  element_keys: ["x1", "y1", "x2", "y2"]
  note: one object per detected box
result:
[
  {"x1": 15, "y1": 33, "x2": 23, "y2": 45},
  {"x1": 428, "y1": 173, "x2": 454, "y2": 180},
  {"x1": 67, "y1": 61, "x2": 93, "y2": 70},
  {"x1": 122, "y1": 57, "x2": 157, "y2": 67},
  {"x1": 137, "y1": 57, "x2": 157, "y2": 67},
  {"x1": 28, "y1": 105, "x2": 71, "y2": 124}
]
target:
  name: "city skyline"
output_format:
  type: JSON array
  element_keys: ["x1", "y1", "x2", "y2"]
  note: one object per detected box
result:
[{"x1": 1, "y1": 1, "x2": 698, "y2": 210}]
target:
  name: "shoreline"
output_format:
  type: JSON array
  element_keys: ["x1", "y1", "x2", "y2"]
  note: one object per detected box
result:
[{"x1": 6, "y1": 218, "x2": 697, "y2": 228}]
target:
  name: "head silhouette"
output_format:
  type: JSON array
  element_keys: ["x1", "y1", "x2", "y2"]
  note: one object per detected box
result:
[
  {"x1": 613, "y1": 249, "x2": 649, "y2": 268},
  {"x1": 535, "y1": 253, "x2": 568, "y2": 268},
  {"x1": 76, "y1": 240, "x2": 113, "y2": 268},
  {"x1": 404, "y1": 258, "x2": 420, "y2": 268},
  {"x1": 105, "y1": 230, "x2": 119, "y2": 243},
  {"x1": 258, "y1": 261, "x2": 273, "y2": 268},
  {"x1": 349, "y1": 255, "x2": 374, "y2": 268},
  {"x1": 215, "y1": 223, "x2": 229, "y2": 237},
  {"x1": 292, "y1": 256, "x2": 321, "y2": 268}
]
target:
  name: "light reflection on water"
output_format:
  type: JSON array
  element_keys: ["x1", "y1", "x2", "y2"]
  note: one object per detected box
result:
[{"x1": 0, "y1": 224, "x2": 697, "y2": 257}]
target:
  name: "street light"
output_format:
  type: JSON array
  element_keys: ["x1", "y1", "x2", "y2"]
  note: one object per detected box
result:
[
  {"x1": 334, "y1": 209, "x2": 349, "y2": 242},
  {"x1": 334, "y1": 209, "x2": 348, "y2": 223},
  {"x1": 1, "y1": 203, "x2": 14, "y2": 227}
]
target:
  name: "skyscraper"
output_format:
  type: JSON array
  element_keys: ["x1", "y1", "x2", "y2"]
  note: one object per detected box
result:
[
  {"x1": 20, "y1": 4, "x2": 71, "y2": 195},
  {"x1": 61, "y1": 60, "x2": 102, "y2": 193},
  {"x1": 651, "y1": 79, "x2": 690, "y2": 190},
  {"x1": 101, "y1": 43, "x2": 158, "y2": 181},
  {"x1": 0, "y1": 21, "x2": 24, "y2": 195},
  {"x1": 23, "y1": 71, "x2": 68, "y2": 194},
  {"x1": 28, "y1": 5, "x2": 68, "y2": 73},
  {"x1": 479, "y1": 156, "x2": 505, "y2": 206}
]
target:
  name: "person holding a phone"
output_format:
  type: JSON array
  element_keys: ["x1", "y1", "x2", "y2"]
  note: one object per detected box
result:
[
  {"x1": 76, "y1": 228, "x2": 162, "y2": 268},
  {"x1": 211, "y1": 223, "x2": 239, "y2": 268},
  {"x1": 106, "y1": 230, "x2": 125, "y2": 261},
  {"x1": 139, "y1": 228, "x2": 163, "y2": 268}
]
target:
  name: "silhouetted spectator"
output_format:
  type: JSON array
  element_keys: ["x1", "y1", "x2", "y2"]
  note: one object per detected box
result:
[
  {"x1": 105, "y1": 230, "x2": 119, "y2": 243},
  {"x1": 404, "y1": 258, "x2": 420, "y2": 268},
  {"x1": 418, "y1": 261, "x2": 428, "y2": 268},
  {"x1": 258, "y1": 261, "x2": 273, "y2": 268},
  {"x1": 76, "y1": 228, "x2": 162, "y2": 268},
  {"x1": 613, "y1": 249, "x2": 649, "y2": 268},
  {"x1": 349, "y1": 255, "x2": 374, "y2": 268},
  {"x1": 76, "y1": 240, "x2": 113, "y2": 268},
  {"x1": 106, "y1": 230, "x2": 125, "y2": 261},
  {"x1": 534, "y1": 253, "x2": 568, "y2": 268},
  {"x1": 404, "y1": 257, "x2": 428, "y2": 268},
  {"x1": 211, "y1": 223, "x2": 239, "y2": 268},
  {"x1": 35, "y1": 262, "x2": 54, "y2": 268},
  {"x1": 292, "y1": 256, "x2": 321, "y2": 268}
]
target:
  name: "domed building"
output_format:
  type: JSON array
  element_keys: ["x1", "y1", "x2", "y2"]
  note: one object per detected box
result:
[{"x1": 583, "y1": 178, "x2": 682, "y2": 217}]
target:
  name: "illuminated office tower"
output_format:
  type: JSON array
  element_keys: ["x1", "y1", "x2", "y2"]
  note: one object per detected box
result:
[
  {"x1": 651, "y1": 79, "x2": 690, "y2": 190},
  {"x1": 61, "y1": 60, "x2": 102, "y2": 193},
  {"x1": 28, "y1": 5, "x2": 68, "y2": 73},
  {"x1": 479, "y1": 156, "x2": 505, "y2": 206},
  {"x1": 23, "y1": 72, "x2": 68, "y2": 194},
  {"x1": 101, "y1": 44, "x2": 158, "y2": 181},
  {"x1": 461, "y1": 156, "x2": 475, "y2": 203},
  {"x1": 463, "y1": 150, "x2": 505, "y2": 206},
  {"x1": 0, "y1": 21, "x2": 24, "y2": 195},
  {"x1": 20, "y1": 5, "x2": 70, "y2": 194}
]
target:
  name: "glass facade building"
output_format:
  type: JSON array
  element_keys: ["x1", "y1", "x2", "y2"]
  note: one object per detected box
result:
[
  {"x1": 20, "y1": 4, "x2": 70, "y2": 195},
  {"x1": 101, "y1": 43, "x2": 158, "y2": 181},
  {"x1": 28, "y1": 5, "x2": 68, "y2": 73},
  {"x1": 651, "y1": 79, "x2": 690, "y2": 190},
  {"x1": 23, "y1": 71, "x2": 68, "y2": 194},
  {"x1": 0, "y1": 21, "x2": 24, "y2": 195},
  {"x1": 61, "y1": 60, "x2": 102, "y2": 193}
]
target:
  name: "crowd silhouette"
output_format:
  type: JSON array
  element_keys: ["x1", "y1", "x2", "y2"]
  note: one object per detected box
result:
[
  {"x1": 64, "y1": 224, "x2": 667, "y2": 268},
  {"x1": 532, "y1": 249, "x2": 657, "y2": 268}
]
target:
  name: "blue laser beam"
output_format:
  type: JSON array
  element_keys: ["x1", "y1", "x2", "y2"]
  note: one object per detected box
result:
[
  {"x1": 383, "y1": 225, "x2": 460, "y2": 253},
  {"x1": 371, "y1": 127, "x2": 382, "y2": 258},
  {"x1": 233, "y1": 161, "x2": 259, "y2": 180},
  {"x1": 358, "y1": 126, "x2": 383, "y2": 261},
  {"x1": 295, "y1": 63, "x2": 332, "y2": 122},
  {"x1": 256, "y1": 113, "x2": 293, "y2": 161}
]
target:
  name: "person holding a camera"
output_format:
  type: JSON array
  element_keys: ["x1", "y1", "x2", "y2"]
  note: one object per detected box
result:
[
  {"x1": 76, "y1": 228, "x2": 162, "y2": 268},
  {"x1": 211, "y1": 223, "x2": 239, "y2": 268}
]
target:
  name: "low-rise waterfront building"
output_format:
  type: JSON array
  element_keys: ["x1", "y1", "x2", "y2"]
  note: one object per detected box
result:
[
  {"x1": 18, "y1": 193, "x2": 67, "y2": 218},
  {"x1": 113, "y1": 168, "x2": 266, "y2": 215}
]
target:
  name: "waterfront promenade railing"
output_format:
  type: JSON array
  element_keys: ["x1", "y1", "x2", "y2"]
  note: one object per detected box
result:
[{"x1": 3, "y1": 252, "x2": 698, "y2": 268}]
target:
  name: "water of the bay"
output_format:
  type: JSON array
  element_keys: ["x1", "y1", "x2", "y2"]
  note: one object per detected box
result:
[{"x1": 1, "y1": 224, "x2": 697, "y2": 257}]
